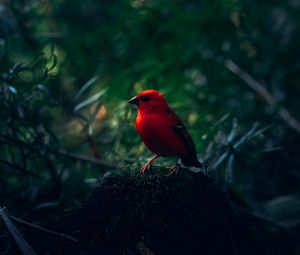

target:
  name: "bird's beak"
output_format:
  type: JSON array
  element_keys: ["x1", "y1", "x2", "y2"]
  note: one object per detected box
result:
[{"x1": 128, "y1": 96, "x2": 138, "y2": 105}]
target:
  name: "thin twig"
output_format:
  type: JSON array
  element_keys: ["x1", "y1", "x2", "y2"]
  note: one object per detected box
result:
[
  {"x1": 56, "y1": 149, "x2": 120, "y2": 170},
  {"x1": 9, "y1": 215, "x2": 77, "y2": 242},
  {"x1": 223, "y1": 212, "x2": 238, "y2": 255},
  {"x1": 84, "y1": 130, "x2": 101, "y2": 160},
  {"x1": 202, "y1": 51, "x2": 300, "y2": 135},
  {"x1": 0, "y1": 135, "x2": 120, "y2": 170},
  {"x1": 0, "y1": 158, "x2": 43, "y2": 180},
  {"x1": 44, "y1": 157, "x2": 61, "y2": 196}
]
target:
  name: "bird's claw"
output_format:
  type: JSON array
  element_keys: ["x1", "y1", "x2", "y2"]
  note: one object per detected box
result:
[
  {"x1": 167, "y1": 164, "x2": 180, "y2": 176},
  {"x1": 140, "y1": 163, "x2": 151, "y2": 173},
  {"x1": 140, "y1": 154, "x2": 160, "y2": 173}
]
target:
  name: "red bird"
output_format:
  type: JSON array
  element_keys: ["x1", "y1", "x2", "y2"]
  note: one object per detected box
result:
[{"x1": 128, "y1": 90, "x2": 202, "y2": 173}]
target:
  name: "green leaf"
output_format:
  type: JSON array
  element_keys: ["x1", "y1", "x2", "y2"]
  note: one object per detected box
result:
[
  {"x1": 74, "y1": 88, "x2": 107, "y2": 112},
  {"x1": 75, "y1": 76, "x2": 99, "y2": 100},
  {"x1": 8, "y1": 86, "x2": 17, "y2": 94},
  {"x1": 263, "y1": 195, "x2": 300, "y2": 230},
  {"x1": 212, "y1": 151, "x2": 229, "y2": 169},
  {"x1": 227, "y1": 119, "x2": 238, "y2": 143},
  {"x1": 0, "y1": 207, "x2": 37, "y2": 255},
  {"x1": 234, "y1": 122, "x2": 259, "y2": 148},
  {"x1": 225, "y1": 154, "x2": 234, "y2": 183}
]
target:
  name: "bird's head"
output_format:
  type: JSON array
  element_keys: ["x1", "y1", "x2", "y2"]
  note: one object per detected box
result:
[{"x1": 128, "y1": 90, "x2": 169, "y2": 113}]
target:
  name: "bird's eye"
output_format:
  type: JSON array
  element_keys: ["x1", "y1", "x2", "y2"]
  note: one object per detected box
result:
[{"x1": 140, "y1": 96, "x2": 150, "y2": 102}]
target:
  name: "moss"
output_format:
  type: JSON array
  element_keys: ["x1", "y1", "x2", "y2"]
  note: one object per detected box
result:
[{"x1": 2, "y1": 167, "x2": 255, "y2": 255}]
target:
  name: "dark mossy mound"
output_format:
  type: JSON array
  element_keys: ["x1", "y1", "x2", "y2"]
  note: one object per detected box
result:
[{"x1": 2, "y1": 168, "x2": 255, "y2": 255}]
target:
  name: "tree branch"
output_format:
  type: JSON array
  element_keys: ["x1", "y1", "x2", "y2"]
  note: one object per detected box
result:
[
  {"x1": 0, "y1": 135, "x2": 120, "y2": 170},
  {"x1": 202, "y1": 51, "x2": 300, "y2": 135},
  {"x1": 0, "y1": 158, "x2": 43, "y2": 180},
  {"x1": 9, "y1": 215, "x2": 77, "y2": 242},
  {"x1": 56, "y1": 149, "x2": 120, "y2": 170}
]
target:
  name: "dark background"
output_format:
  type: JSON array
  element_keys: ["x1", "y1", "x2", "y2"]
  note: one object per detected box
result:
[{"x1": 0, "y1": 0, "x2": 300, "y2": 253}]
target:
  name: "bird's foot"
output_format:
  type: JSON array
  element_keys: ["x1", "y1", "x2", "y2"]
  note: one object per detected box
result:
[
  {"x1": 167, "y1": 164, "x2": 180, "y2": 176},
  {"x1": 140, "y1": 154, "x2": 160, "y2": 174},
  {"x1": 140, "y1": 162, "x2": 152, "y2": 173}
]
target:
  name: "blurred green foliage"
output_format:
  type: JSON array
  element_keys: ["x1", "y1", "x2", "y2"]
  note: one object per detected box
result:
[{"x1": 0, "y1": 0, "x2": 300, "y2": 252}]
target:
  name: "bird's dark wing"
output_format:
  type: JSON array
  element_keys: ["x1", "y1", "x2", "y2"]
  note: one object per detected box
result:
[{"x1": 167, "y1": 109, "x2": 202, "y2": 167}]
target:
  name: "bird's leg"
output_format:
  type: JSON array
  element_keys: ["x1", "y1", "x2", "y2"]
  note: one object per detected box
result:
[{"x1": 140, "y1": 154, "x2": 160, "y2": 173}]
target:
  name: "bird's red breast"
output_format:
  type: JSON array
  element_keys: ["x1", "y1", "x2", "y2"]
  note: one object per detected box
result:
[{"x1": 136, "y1": 107, "x2": 187, "y2": 157}]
